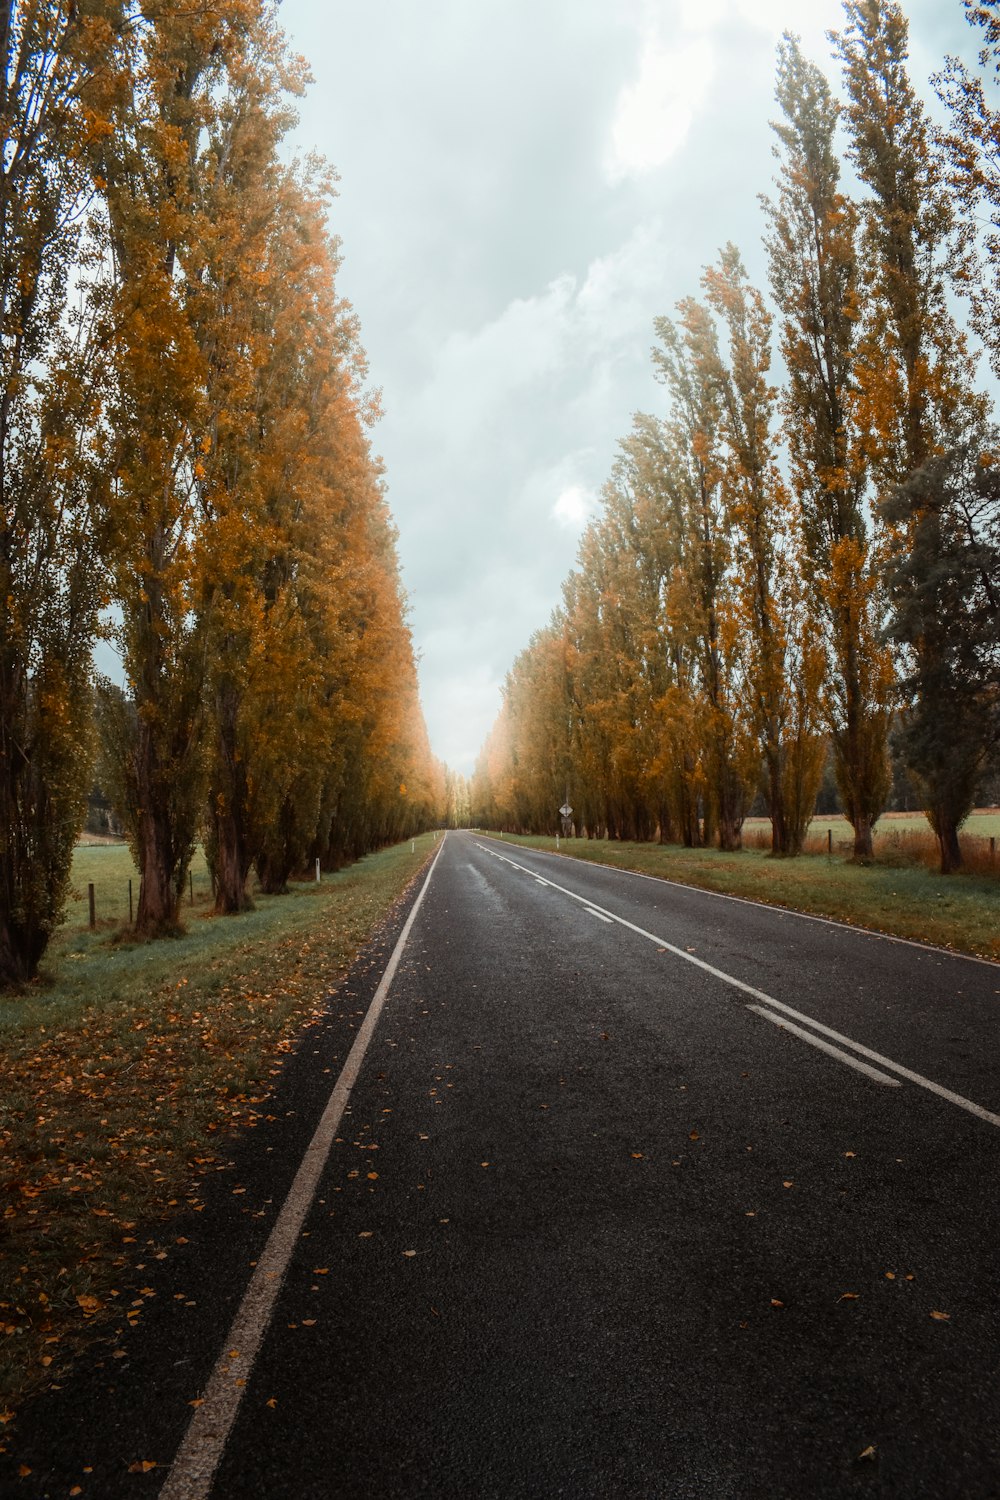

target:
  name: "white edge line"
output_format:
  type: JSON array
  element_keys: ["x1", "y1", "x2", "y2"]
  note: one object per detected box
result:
[
  {"x1": 159, "y1": 838, "x2": 446, "y2": 1500},
  {"x1": 747, "y1": 1005, "x2": 900, "y2": 1087},
  {"x1": 479, "y1": 842, "x2": 1000, "y2": 1131},
  {"x1": 476, "y1": 834, "x2": 1000, "y2": 970}
]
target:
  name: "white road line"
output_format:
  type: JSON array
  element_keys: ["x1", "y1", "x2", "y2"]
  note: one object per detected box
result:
[
  {"x1": 585, "y1": 909, "x2": 614, "y2": 923},
  {"x1": 159, "y1": 840, "x2": 446, "y2": 1500},
  {"x1": 488, "y1": 837, "x2": 1000, "y2": 969},
  {"x1": 478, "y1": 843, "x2": 1000, "y2": 1130},
  {"x1": 747, "y1": 1005, "x2": 900, "y2": 1087}
]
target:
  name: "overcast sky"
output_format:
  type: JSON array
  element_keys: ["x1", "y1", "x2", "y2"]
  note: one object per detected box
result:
[{"x1": 278, "y1": 0, "x2": 976, "y2": 776}]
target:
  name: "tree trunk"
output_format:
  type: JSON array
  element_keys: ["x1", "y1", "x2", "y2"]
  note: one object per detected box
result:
[
  {"x1": 0, "y1": 914, "x2": 46, "y2": 988},
  {"x1": 935, "y1": 819, "x2": 963, "y2": 875},
  {"x1": 255, "y1": 794, "x2": 298, "y2": 894},
  {"x1": 135, "y1": 803, "x2": 182, "y2": 936},
  {"x1": 767, "y1": 750, "x2": 787, "y2": 855},
  {"x1": 851, "y1": 814, "x2": 875, "y2": 863},
  {"x1": 212, "y1": 803, "x2": 253, "y2": 913},
  {"x1": 209, "y1": 691, "x2": 254, "y2": 914}
]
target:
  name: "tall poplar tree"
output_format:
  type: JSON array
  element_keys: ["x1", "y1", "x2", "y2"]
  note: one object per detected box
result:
[
  {"x1": 97, "y1": 0, "x2": 269, "y2": 935},
  {"x1": 763, "y1": 31, "x2": 893, "y2": 861},
  {"x1": 834, "y1": 0, "x2": 989, "y2": 871},
  {"x1": 703, "y1": 244, "x2": 826, "y2": 855},
  {"x1": 0, "y1": 2, "x2": 119, "y2": 982},
  {"x1": 653, "y1": 302, "x2": 757, "y2": 851}
]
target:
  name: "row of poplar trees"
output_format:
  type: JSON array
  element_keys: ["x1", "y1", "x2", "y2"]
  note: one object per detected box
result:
[
  {"x1": 0, "y1": 1, "x2": 444, "y2": 986},
  {"x1": 473, "y1": 0, "x2": 1000, "y2": 876}
]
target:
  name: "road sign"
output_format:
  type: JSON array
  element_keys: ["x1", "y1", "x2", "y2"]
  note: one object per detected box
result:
[{"x1": 559, "y1": 803, "x2": 573, "y2": 818}]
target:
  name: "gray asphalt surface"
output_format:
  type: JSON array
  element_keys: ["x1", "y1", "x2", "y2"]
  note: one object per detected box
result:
[{"x1": 5, "y1": 830, "x2": 1000, "y2": 1499}]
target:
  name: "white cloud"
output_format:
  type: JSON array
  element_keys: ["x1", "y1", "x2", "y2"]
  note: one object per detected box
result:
[{"x1": 604, "y1": 35, "x2": 714, "y2": 182}]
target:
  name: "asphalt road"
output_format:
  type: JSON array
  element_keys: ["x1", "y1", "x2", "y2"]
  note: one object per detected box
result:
[{"x1": 5, "y1": 830, "x2": 1000, "y2": 1499}]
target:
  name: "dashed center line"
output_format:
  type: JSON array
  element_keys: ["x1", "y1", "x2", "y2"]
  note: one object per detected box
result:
[{"x1": 479, "y1": 841, "x2": 1000, "y2": 1130}]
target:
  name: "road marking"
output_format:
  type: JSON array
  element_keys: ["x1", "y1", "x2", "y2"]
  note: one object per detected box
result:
[
  {"x1": 493, "y1": 838, "x2": 1000, "y2": 969},
  {"x1": 747, "y1": 1005, "x2": 900, "y2": 1087},
  {"x1": 584, "y1": 908, "x2": 613, "y2": 923},
  {"x1": 159, "y1": 839, "x2": 446, "y2": 1500},
  {"x1": 478, "y1": 843, "x2": 1000, "y2": 1130}
]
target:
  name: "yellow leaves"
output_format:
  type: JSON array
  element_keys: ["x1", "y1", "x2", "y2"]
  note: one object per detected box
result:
[
  {"x1": 930, "y1": 1310, "x2": 950, "y2": 1321},
  {"x1": 128, "y1": 1460, "x2": 157, "y2": 1473}
]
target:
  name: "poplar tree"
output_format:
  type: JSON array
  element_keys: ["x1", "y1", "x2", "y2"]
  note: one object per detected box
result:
[
  {"x1": 97, "y1": 0, "x2": 271, "y2": 934},
  {"x1": 763, "y1": 31, "x2": 893, "y2": 861},
  {"x1": 834, "y1": 0, "x2": 989, "y2": 871},
  {"x1": 194, "y1": 20, "x2": 309, "y2": 914},
  {"x1": 653, "y1": 303, "x2": 757, "y2": 850},
  {"x1": 703, "y1": 245, "x2": 826, "y2": 854},
  {"x1": 0, "y1": 2, "x2": 118, "y2": 982}
]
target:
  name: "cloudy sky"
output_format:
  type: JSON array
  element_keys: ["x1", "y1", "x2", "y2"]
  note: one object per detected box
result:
[{"x1": 278, "y1": 0, "x2": 975, "y2": 776}]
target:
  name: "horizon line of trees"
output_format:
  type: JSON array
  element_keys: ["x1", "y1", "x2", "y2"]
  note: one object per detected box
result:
[
  {"x1": 1, "y1": 0, "x2": 445, "y2": 987},
  {"x1": 472, "y1": 0, "x2": 1000, "y2": 875}
]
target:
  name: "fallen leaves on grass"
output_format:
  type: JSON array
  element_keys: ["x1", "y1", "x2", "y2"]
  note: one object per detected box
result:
[{"x1": 0, "y1": 851, "x2": 432, "y2": 1418}]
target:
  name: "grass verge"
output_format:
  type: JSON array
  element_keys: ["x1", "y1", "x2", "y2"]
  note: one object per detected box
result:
[
  {"x1": 0, "y1": 833, "x2": 439, "y2": 1426},
  {"x1": 493, "y1": 832, "x2": 1000, "y2": 963}
]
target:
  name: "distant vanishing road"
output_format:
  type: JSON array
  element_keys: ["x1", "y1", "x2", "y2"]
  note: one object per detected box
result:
[{"x1": 6, "y1": 830, "x2": 1000, "y2": 1499}]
